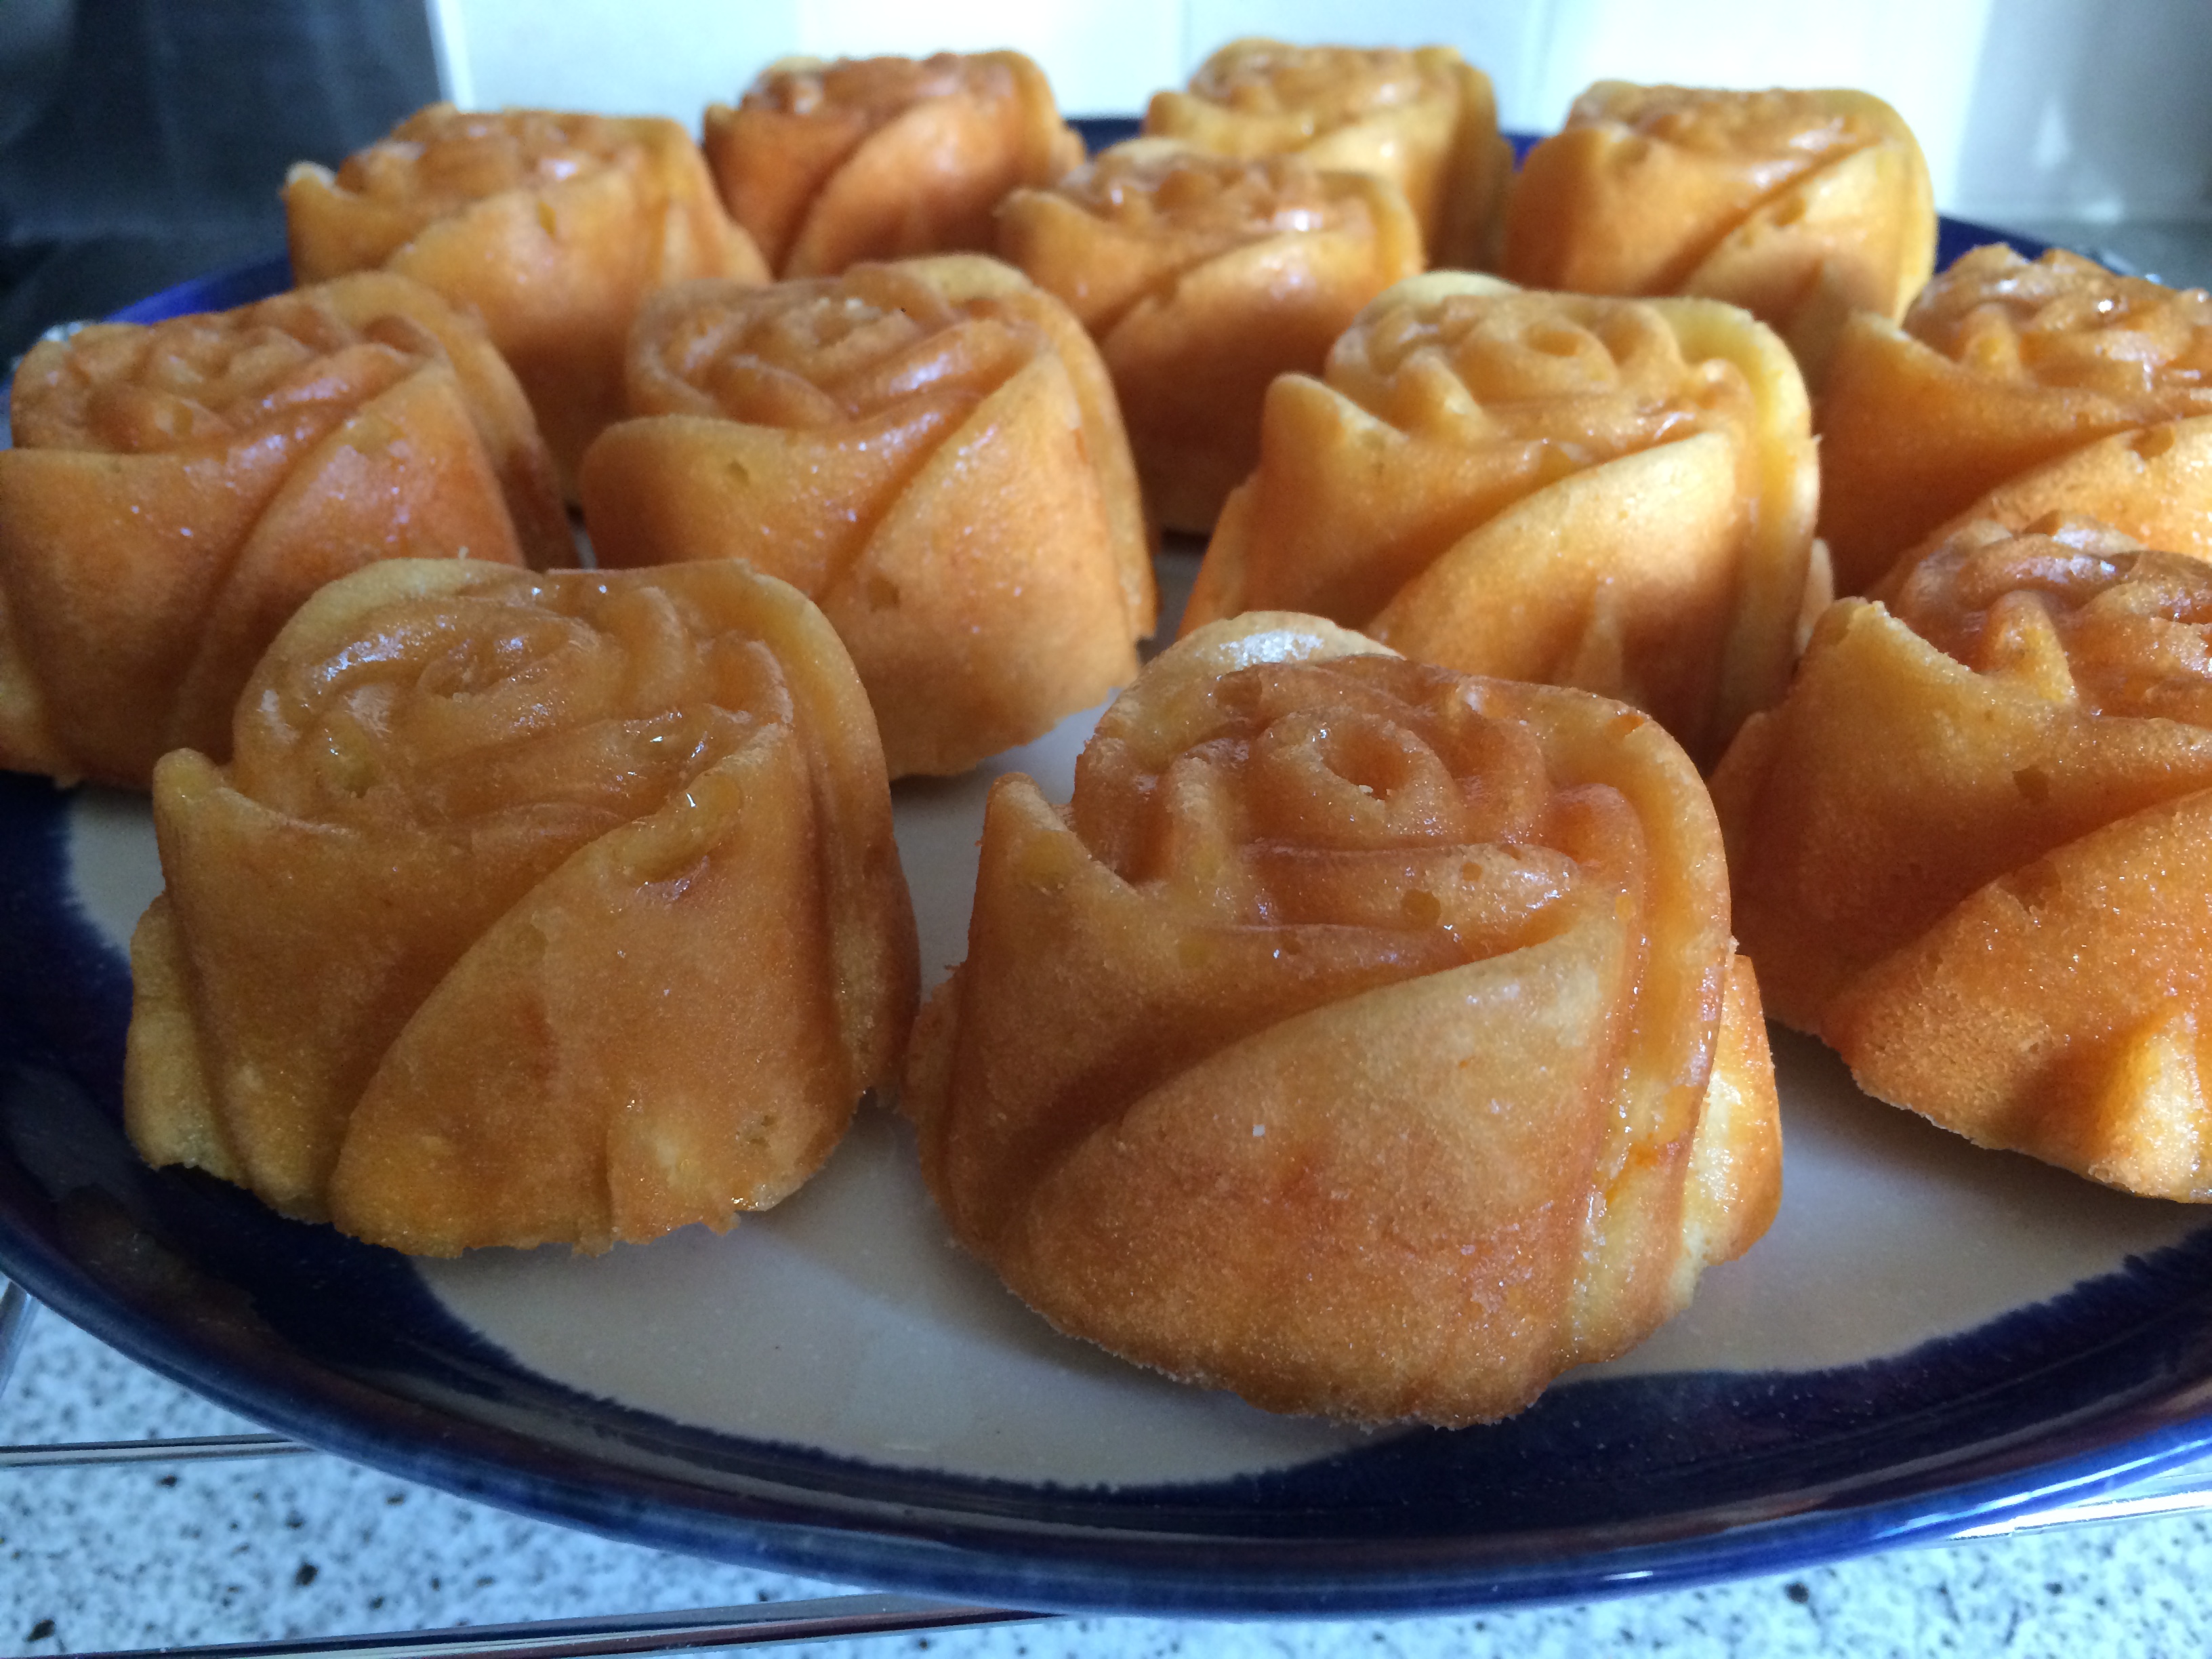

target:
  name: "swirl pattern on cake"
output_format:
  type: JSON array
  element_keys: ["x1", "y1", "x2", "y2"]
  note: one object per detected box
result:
[
  {"x1": 705, "y1": 51, "x2": 1084, "y2": 279},
  {"x1": 285, "y1": 104, "x2": 768, "y2": 489},
  {"x1": 1183, "y1": 272, "x2": 1820, "y2": 765},
  {"x1": 0, "y1": 272, "x2": 565, "y2": 787},
  {"x1": 1818, "y1": 246, "x2": 2212, "y2": 594},
  {"x1": 580, "y1": 256, "x2": 1153, "y2": 777},
  {"x1": 1144, "y1": 39, "x2": 1511, "y2": 270},
  {"x1": 1714, "y1": 515, "x2": 2212, "y2": 1199},
  {"x1": 1503, "y1": 83, "x2": 1934, "y2": 379},
  {"x1": 905, "y1": 612, "x2": 1780, "y2": 1425},
  {"x1": 999, "y1": 139, "x2": 1423, "y2": 532},
  {"x1": 126, "y1": 560, "x2": 918, "y2": 1254}
]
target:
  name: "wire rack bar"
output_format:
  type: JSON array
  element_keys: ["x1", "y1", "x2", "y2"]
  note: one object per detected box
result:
[
  {"x1": 0, "y1": 1431, "x2": 312, "y2": 1468},
  {"x1": 1954, "y1": 1465, "x2": 2212, "y2": 1537},
  {"x1": 54, "y1": 1596, "x2": 1046, "y2": 1659}
]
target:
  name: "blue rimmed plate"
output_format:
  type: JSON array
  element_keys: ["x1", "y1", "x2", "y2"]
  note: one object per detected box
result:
[{"x1": 5, "y1": 123, "x2": 2211, "y2": 1618}]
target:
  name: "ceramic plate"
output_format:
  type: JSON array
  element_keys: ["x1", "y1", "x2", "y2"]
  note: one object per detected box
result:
[{"x1": 5, "y1": 134, "x2": 2212, "y2": 1617}]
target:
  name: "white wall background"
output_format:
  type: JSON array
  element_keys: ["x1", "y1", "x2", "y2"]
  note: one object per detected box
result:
[{"x1": 429, "y1": 0, "x2": 2212, "y2": 223}]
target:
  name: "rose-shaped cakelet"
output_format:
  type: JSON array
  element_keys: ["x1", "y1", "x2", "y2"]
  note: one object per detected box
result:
[
  {"x1": 999, "y1": 139, "x2": 1423, "y2": 532},
  {"x1": 705, "y1": 51, "x2": 1083, "y2": 279},
  {"x1": 126, "y1": 560, "x2": 918, "y2": 1254},
  {"x1": 1713, "y1": 515, "x2": 2212, "y2": 1200},
  {"x1": 905, "y1": 612, "x2": 1781, "y2": 1425},
  {"x1": 1182, "y1": 272, "x2": 1820, "y2": 766},
  {"x1": 1818, "y1": 246, "x2": 2212, "y2": 595},
  {"x1": 1502, "y1": 84, "x2": 1935, "y2": 382},
  {"x1": 285, "y1": 104, "x2": 769, "y2": 490},
  {"x1": 0, "y1": 272, "x2": 566, "y2": 788},
  {"x1": 579, "y1": 255, "x2": 1153, "y2": 777},
  {"x1": 1143, "y1": 39, "x2": 1511, "y2": 271}
]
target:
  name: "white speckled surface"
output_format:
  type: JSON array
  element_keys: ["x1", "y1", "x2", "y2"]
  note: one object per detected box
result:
[{"x1": 5, "y1": 1303, "x2": 2212, "y2": 1658}]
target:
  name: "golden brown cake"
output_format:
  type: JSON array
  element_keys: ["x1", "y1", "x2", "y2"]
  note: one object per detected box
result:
[
  {"x1": 1143, "y1": 39, "x2": 1511, "y2": 271},
  {"x1": 1503, "y1": 83, "x2": 1934, "y2": 380},
  {"x1": 1181, "y1": 272, "x2": 1820, "y2": 766},
  {"x1": 905, "y1": 612, "x2": 1780, "y2": 1425},
  {"x1": 705, "y1": 51, "x2": 1083, "y2": 278},
  {"x1": 0, "y1": 272, "x2": 565, "y2": 789},
  {"x1": 1818, "y1": 246, "x2": 2212, "y2": 595},
  {"x1": 285, "y1": 104, "x2": 769, "y2": 491},
  {"x1": 579, "y1": 255, "x2": 1153, "y2": 778},
  {"x1": 125, "y1": 559, "x2": 918, "y2": 1255},
  {"x1": 998, "y1": 139, "x2": 1422, "y2": 533},
  {"x1": 1712, "y1": 515, "x2": 2212, "y2": 1200}
]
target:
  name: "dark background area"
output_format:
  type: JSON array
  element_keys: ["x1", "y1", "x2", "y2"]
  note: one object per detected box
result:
[{"x1": 0, "y1": 0, "x2": 440, "y2": 363}]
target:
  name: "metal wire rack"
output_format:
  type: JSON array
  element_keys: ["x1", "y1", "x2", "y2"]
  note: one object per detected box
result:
[{"x1": 14, "y1": 1269, "x2": 2212, "y2": 1659}]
